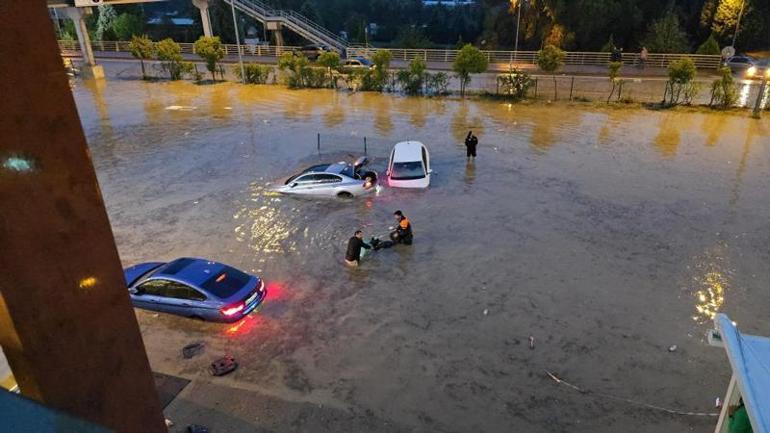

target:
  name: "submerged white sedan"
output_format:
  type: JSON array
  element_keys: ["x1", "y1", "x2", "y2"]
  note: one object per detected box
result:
[{"x1": 275, "y1": 157, "x2": 377, "y2": 198}]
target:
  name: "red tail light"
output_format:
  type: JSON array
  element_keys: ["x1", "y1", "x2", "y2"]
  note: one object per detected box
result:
[{"x1": 221, "y1": 303, "x2": 245, "y2": 317}]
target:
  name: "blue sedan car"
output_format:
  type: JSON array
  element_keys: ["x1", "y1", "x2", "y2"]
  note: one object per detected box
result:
[{"x1": 123, "y1": 258, "x2": 266, "y2": 322}]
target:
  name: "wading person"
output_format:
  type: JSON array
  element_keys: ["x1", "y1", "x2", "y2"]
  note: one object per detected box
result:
[
  {"x1": 390, "y1": 210, "x2": 413, "y2": 245},
  {"x1": 465, "y1": 131, "x2": 478, "y2": 159},
  {"x1": 345, "y1": 230, "x2": 371, "y2": 267},
  {"x1": 639, "y1": 46, "x2": 648, "y2": 69}
]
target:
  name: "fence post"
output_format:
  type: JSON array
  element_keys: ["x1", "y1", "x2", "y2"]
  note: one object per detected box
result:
[
  {"x1": 534, "y1": 78, "x2": 538, "y2": 99},
  {"x1": 317, "y1": 133, "x2": 321, "y2": 153},
  {"x1": 364, "y1": 136, "x2": 367, "y2": 155},
  {"x1": 569, "y1": 76, "x2": 574, "y2": 101}
]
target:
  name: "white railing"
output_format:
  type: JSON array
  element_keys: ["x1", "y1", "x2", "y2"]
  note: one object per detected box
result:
[
  {"x1": 58, "y1": 40, "x2": 300, "y2": 58},
  {"x1": 58, "y1": 40, "x2": 723, "y2": 70},
  {"x1": 346, "y1": 47, "x2": 722, "y2": 70}
]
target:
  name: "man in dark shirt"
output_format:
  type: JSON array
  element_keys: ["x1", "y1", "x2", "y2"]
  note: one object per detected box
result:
[
  {"x1": 345, "y1": 230, "x2": 371, "y2": 266},
  {"x1": 465, "y1": 131, "x2": 478, "y2": 159},
  {"x1": 390, "y1": 210, "x2": 413, "y2": 245}
]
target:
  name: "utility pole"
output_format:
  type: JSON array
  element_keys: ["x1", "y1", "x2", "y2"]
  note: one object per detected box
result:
[
  {"x1": 732, "y1": 0, "x2": 746, "y2": 48},
  {"x1": 230, "y1": 0, "x2": 246, "y2": 83},
  {"x1": 512, "y1": 0, "x2": 522, "y2": 64},
  {"x1": 752, "y1": 72, "x2": 768, "y2": 118}
]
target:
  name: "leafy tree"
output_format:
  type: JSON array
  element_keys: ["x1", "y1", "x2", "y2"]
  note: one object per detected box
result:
[
  {"x1": 300, "y1": 0, "x2": 323, "y2": 25},
  {"x1": 496, "y1": 68, "x2": 534, "y2": 100},
  {"x1": 129, "y1": 35, "x2": 155, "y2": 80},
  {"x1": 112, "y1": 13, "x2": 143, "y2": 40},
  {"x1": 711, "y1": 0, "x2": 748, "y2": 40},
  {"x1": 607, "y1": 61, "x2": 624, "y2": 102},
  {"x1": 156, "y1": 38, "x2": 189, "y2": 80},
  {"x1": 536, "y1": 44, "x2": 565, "y2": 100},
  {"x1": 317, "y1": 51, "x2": 341, "y2": 88},
  {"x1": 452, "y1": 44, "x2": 488, "y2": 97},
  {"x1": 642, "y1": 8, "x2": 690, "y2": 53},
  {"x1": 664, "y1": 57, "x2": 698, "y2": 105},
  {"x1": 194, "y1": 36, "x2": 226, "y2": 81},
  {"x1": 95, "y1": 4, "x2": 117, "y2": 40},
  {"x1": 601, "y1": 34, "x2": 617, "y2": 53},
  {"x1": 709, "y1": 66, "x2": 738, "y2": 108},
  {"x1": 696, "y1": 33, "x2": 721, "y2": 54}
]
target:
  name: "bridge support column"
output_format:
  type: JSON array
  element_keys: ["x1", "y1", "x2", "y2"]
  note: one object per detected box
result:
[
  {"x1": 1, "y1": 1, "x2": 166, "y2": 432},
  {"x1": 266, "y1": 21, "x2": 284, "y2": 47},
  {"x1": 63, "y1": 7, "x2": 103, "y2": 79},
  {"x1": 192, "y1": 0, "x2": 214, "y2": 37}
]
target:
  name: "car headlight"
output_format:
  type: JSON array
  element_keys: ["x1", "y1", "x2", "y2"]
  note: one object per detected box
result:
[{"x1": 747, "y1": 66, "x2": 757, "y2": 77}]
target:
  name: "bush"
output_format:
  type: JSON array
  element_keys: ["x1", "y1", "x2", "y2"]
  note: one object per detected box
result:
[
  {"x1": 425, "y1": 72, "x2": 449, "y2": 96},
  {"x1": 317, "y1": 51, "x2": 341, "y2": 88},
  {"x1": 496, "y1": 69, "x2": 534, "y2": 99},
  {"x1": 278, "y1": 52, "x2": 311, "y2": 88},
  {"x1": 156, "y1": 38, "x2": 187, "y2": 80},
  {"x1": 235, "y1": 63, "x2": 272, "y2": 84},
  {"x1": 452, "y1": 44, "x2": 488, "y2": 97},
  {"x1": 709, "y1": 67, "x2": 738, "y2": 109},
  {"x1": 664, "y1": 57, "x2": 698, "y2": 105},
  {"x1": 696, "y1": 34, "x2": 721, "y2": 55},
  {"x1": 194, "y1": 36, "x2": 226, "y2": 81},
  {"x1": 397, "y1": 57, "x2": 428, "y2": 95},
  {"x1": 129, "y1": 35, "x2": 154, "y2": 80},
  {"x1": 607, "y1": 61, "x2": 624, "y2": 103}
]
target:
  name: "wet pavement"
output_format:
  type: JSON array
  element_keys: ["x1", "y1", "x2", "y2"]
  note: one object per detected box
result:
[{"x1": 74, "y1": 75, "x2": 770, "y2": 433}]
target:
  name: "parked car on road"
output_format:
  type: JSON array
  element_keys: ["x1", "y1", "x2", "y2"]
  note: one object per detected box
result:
[
  {"x1": 275, "y1": 157, "x2": 377, "y2": 198},
  {"x1": 387, "y1": 141, "x2": 431, "y2": 188},
  {"x1": 724, "y1": 55, "x2": 766, "y2": 79},
  {"x1": 300, "y1": 44, "x2": 332, "y2": 61},
  {"x1": 124, "y1": 258, "x2": 266, "y2": 323},
  {"x1": 343, "y1": 57, "x2": 373, "y2": 69}
]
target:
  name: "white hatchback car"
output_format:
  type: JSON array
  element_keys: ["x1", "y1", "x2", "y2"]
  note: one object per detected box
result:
[{"x1": 387, "y1": 141, "x2": 431, "y2": 188}]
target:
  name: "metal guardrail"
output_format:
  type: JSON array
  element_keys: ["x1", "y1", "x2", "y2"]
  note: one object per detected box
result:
[
  {"x1": 58, "y1": 40, "x2": 722, "y2": 70},
  {"x1": 58, "y1": 39, "x2": 300, "y2": 57},
  {"x1": 346, "y1": 47, "x2": 722, "y2": 70}
]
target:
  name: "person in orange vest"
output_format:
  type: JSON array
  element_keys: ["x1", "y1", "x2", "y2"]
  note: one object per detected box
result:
[{"x1": 389, "y1": 210, "x2": 413, "y2": 245}]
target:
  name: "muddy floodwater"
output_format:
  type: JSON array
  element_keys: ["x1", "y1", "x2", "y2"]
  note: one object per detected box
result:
[{"x1": 74, "y1": 77, "x2": 770, "y2": 433}]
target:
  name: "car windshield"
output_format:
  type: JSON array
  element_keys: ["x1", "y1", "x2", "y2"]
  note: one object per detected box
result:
[
  {"x1": 391, "y1": 161, "x2": 425, "y2": 180},
  {"x1": 200, "y1": 266, "x2": 251, "y2": 298}
]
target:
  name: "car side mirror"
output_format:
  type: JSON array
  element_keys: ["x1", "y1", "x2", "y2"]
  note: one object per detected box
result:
[
  {"x1": 290, "y1": 182, "x2": 298, "y2": 188},
  {"x1": 129, "y1": 288, "x2": 139, "y2": 295}
]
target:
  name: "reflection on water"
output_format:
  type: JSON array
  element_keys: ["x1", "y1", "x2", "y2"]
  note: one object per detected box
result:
[
  {"x1": 233, "y1": 182, "x2": 298, "y2": 259},
  {"x1": 653, "y1": 113, "x2": 682, "y2": 158},
  {"x1": 689, "y1": 245, "x2": 732, "y2": 324}
]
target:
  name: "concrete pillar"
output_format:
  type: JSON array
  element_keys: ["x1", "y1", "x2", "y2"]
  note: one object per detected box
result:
[
  {"x1": 192, "y1": 0, "x2": 214, "y2": 37},
  {"x1": 267, "y1": 21, "x2": 284, "y2": 46},
  {"x1": 63, "y1": 7, "x2": 104, "y2": 79},
  {"x1": 0, "y1": 2, "x2": 166, "y2": 433}
]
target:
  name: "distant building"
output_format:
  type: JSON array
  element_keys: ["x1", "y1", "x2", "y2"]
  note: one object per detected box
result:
[{"x1": 423, "y1": 0, "x2": 476, "y2": 6}]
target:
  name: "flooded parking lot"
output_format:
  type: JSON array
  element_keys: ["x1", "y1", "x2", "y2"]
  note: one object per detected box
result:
[{"x1": 74, "y1": 75, "x2": 770, "y2": 433}]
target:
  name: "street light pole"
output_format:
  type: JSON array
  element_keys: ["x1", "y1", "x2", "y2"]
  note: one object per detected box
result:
[
  {"x1": 230, "y1": 0, "x2": 246, "y2": 84},
  {"x1": 752, "y1": 71, "x2": 769, "y2": 118},
  {"x1": 513, "y1": 0, "x2": 522, "y2": 64},
  {"x1": 732, "y1": 0, "x2": 746, "y2": 48}
]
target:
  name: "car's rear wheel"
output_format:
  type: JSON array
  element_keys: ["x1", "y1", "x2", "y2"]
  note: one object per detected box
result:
[{"x1": 337, "y1": 191, "x2": 354, "y2": 199}]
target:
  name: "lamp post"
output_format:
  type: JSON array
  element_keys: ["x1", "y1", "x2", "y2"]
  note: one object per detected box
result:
[
  {"x1": 751, "y1": 69, "x2": 769, "y2": 118},
  {"x1": 732, "y1": 0, "x2": 746, "y2": 49},
  {"x1": 511, "y1": 0, "x2": 522, "y2": 64},
  {"x1": 230, "y1": 0, "x2": 246, "y2": 83}
]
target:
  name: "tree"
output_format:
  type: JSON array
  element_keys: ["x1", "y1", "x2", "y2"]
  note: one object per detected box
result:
[
  {"x1": 601, "y1": 34, "x2": 616, "y2": 53},
  {"x1": 94, "y1": 4, "x2": 117, "y2": 40},
  {"x1": 317, "y1": 51, "x2": 341, "y2": 88},
  {"x1": 300, "y1": 0, "x2": 323, "y2": 25},
  {"x1": 536, "y1": 44, "x2": 565, "y2": 100},
  {"x1": 397, "y1": 57, "x2": 428, "y2": 95},
  {"x1": 642, "y1": 8, "x2": 690, "y2": 53},
  {"x1": 156, "y1": 38, "x2": 188, "y2": 80},
  {"x1": 607, "y1": 61, "x2": 624, "y2": 103},
  {"x1": 452, "y1": 44, "x2": 488, "y2": 97},
  {"x1": 194, "y1": 36, "x2": 226, "y2": 81},
  {"x1": 278, "y1": 52, "x2": 312, "y2": 88},
  {"x1": 112, "y1": 13, "x2": 143, "y2": 40},
  {"x1": 711, "y1": 0, "x2": 748, "y2": 40},
  {"x1": 129, "y1": 35, "x2": 155, "y2": 80},
  {"x1": 696, "y1": 34, "x2": 721, "y2": 54},
  {"x1": 664, "y1": 57, "x2": 698, "y2": 105}
]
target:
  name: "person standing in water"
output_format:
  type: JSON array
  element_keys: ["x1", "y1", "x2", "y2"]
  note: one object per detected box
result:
[
  {"x1": 345, "y1": 230, "x2": 371, "y2": 267},
  {"x1": 390, "y1": 210, "x2": 413, "y2": 245},
  {"x1": 465, "y1": 131, "x2": 478, "y2": 159}
]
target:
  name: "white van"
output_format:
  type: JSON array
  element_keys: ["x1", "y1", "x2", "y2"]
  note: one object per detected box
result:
[{"x1": 386, "y1": 141, "x2": 431, "y2": 188}]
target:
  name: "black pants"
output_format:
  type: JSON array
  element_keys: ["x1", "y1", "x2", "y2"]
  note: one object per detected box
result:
[{"x1": 467, "y1": 146, "x2": 477, "y2": 157}]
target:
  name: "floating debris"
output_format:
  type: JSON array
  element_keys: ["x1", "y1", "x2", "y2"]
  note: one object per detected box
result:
[{"x1": 529, "y1": 336, "x2": 535, "y2": 350}]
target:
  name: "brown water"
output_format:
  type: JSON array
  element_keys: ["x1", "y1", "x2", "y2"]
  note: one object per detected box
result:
[{"x1": 74, "y1": 75, "x2": 770, "y2": 433}]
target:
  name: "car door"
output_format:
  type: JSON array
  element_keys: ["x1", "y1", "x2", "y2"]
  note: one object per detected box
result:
[
  {"x1": 132, "y1": 279, "x2": 177, "y2": 313},
  {"x1": 163, "y1": 282, "x2": 210, "y2": 318},
  {"x1": 312, "y1": 174, "x2": 344, "y2": 195},
  {"x1": 286, "y1": 174, "x2": 321, "y2": 195}
]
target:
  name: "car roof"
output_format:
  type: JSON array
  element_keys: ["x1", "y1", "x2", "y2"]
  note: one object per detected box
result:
[
  {"x1": 393, "y1": 141, "x2": 426, "y2": 162},
  {"x1": 325, "y1": 163, "x2": 348, "y2": 174},
  {"x1": 153, "y1": 257, "x2": 227, "y2": 287}
]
